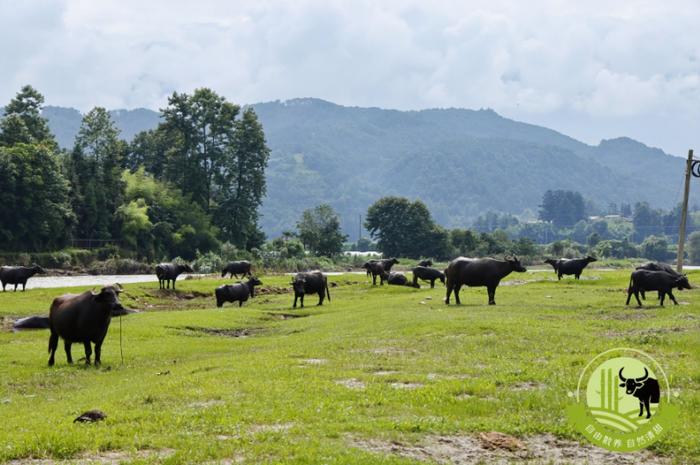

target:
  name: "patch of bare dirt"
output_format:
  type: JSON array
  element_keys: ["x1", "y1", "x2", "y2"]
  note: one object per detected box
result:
[
  {"x1": 603, "y1": 326, "x2": 691, "y2": 338},
  {"x1": 390, "y1": 381, "x2": 424, "y2": 390},
  {"x1": 511, "y1": 382, "x2": 547, "y2": 391},
  {"x1": 256, "y1": 286, "x2": 290, "y2": 295},
  {"x1": 336, "y1": 378, "x2": 366, "y2": 390},
  {"x1": 177, "y1": 326, "x2": 263, "y2": 338},
  {"x1": 372, "y1": 370, "x2": 399, "y2": 376},
  {"x1": 351, "y1": 432, "x2": 670, "y2": 465},
  {"x1": 1, "y1": 316, "x2": 14, "y2": 331},
  {"x1": 188, "y1": 399, "x2": 225, "y2": 409},
  {"x1": 301, "y1": 358, "x2": 327, "y2": 365},
  {"x1": 249, "y1": 422, "x2": 294, "y2": 434},
  {"x1": 7, "y1": 449, "x2": 175, "y2": 465},
  {"x1": 264, "y1": 312, "x2": 309, "y2": 320}
]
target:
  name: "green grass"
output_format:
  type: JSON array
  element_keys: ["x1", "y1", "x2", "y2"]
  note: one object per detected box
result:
[{"x1": 0, "y1": 270, "x2": 698, "y2": 464}]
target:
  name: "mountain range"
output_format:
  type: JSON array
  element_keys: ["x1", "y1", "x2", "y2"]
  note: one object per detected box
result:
[{"x1": 15, "y1": 99, "x2": 695, "y2": 240}]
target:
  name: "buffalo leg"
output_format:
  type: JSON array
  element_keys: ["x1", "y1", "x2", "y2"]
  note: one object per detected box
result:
[
  {"x1": 300, "y1": 294, "x2": 305, "y2": 308},
  {"x1": 644, "y1": 398, "x2": 651, "y2": 418},
  {"x1": 293, "y1": 294, "x2": 298, "y2": 308},
  {"x1": 318, "y1": 292, "x2": 324, "y2": 306},
  {"x1": 445, "y1": 284, "x2": 453, "y2": 305},
  {"x1": 14, "y1": 283, "x2": 17, "y2": 291},
  {"x1": 64, "y1": 341, "x2": 74, "y2": 364},
  {"x1": 48, "y1": 331, "x2": 59, "y2": 366},
  {"x1": 430, "y1": 279, "x2": 435, "y2": 289},
  {"x1": 487, "y1": 286, "x2": 496, "y2": 305},
  {"x1": 22, "y1": 282, "x2": 26, "y2": 291},
  {"x1": 557, "y1": 273, "x2": 562, "y2": 280},
  {"x1": 659, "y1": 292, "x2": 665, "y2": 306},
  {"x1": 634, "y1": 291, "x2": 643, "y2": 307},
  {"x1": 639, "y1": 401, "x2": 644, "y2": 417},
  {"x1": 83, "y1": 341, "x2": 92, "y2": 365},
  {"x1": 239, "y1": 300, "x2": 243, "y2": 307},
  {"x1": 625, "y1": 288, "x2": 632, "y2": 305},
  {"x1": 668, "y1": 290, "x2": 678, "y2": 305},
  {"x1": 1, "y1": 282, "x2": 4, "y2": 291},
  {"x1": 372, "y1": 273, "x2": 377, "y2": 285},
  {"x1": 454, "y1": 285, "x2": 462, "y2": 305},
  {"x1": 575, "y1": 274, "x2": 580, "y2": 280},
  {"x1": 94, "y1": 342, "x2": 102, "y2": 366}
]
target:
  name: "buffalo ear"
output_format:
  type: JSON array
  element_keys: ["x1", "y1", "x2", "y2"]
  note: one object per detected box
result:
[{"x1": 619, "y1": 382, "x2": 625, "y2": 387}]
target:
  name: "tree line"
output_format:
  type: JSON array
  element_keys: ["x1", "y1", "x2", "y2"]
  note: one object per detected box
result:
[{"x1": 0, "y1": 86, "x2": 269, "y2": 260}]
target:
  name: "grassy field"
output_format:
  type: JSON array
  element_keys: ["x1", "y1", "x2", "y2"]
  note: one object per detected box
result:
[{"x1": 0, "y1": 269, "x2": 698, "y2": 464}]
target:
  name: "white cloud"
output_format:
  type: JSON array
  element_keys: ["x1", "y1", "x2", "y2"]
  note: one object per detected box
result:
[{"x1": 0, "y1": 0, "x2": 698, "y2": 154}]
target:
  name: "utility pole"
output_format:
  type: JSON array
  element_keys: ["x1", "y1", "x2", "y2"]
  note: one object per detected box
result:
[{"x1": 677, "y1": 149, "x2": 694, "y2": 272}]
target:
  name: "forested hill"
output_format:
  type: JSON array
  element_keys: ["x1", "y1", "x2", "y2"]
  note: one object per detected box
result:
[{"x1": 27, "y1": 99, "x2": 692, "y2": 240}]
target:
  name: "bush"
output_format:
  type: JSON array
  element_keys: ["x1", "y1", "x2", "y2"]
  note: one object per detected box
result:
[{"x1": 87, "y1": 258, "x2": 152, "y2": 275}]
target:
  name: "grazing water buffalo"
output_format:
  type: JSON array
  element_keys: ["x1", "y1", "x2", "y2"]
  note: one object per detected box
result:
[
  {"x1": 221, "y1": 261, "x2": 252, "y2": 279},
  {"x1": 412, "y1": 266, "x2": 445, "y2": 288},
  {"x1": 635, "y1": 262, "x2": 681, "y2": 300},
  {"x1": 363, "y1": 258, "x2": 399, "y2": 285},
  {"x1": 292, "y1": 271, "x2": 331, "y2": 308},
  {"x1": 619, "y1": 367, "x2": 660, "y2": 419},
  {"x1": 445, "y1": 256, "x2": 527, "y2": 305},
  {"x1": 556, "y1": 256, "x2": 597, "y2": 280},
  {"x1": 0, "y1": 265, "x2": 46, "y2": 291},
  {"x1": 417, "y1": 259, "x2": 433, "y2": 267},
  {"x1": 215, "y1": 277, "x2": 262, "y2": 307},
  {"x1": 626, "y1": 270, "x2": 691, "y2": 306},
  {"x1": 48, "y1": 284, "x2": 125, "y2": 366},
  {"x1": 155, "y1": 262, "x2": 193, "y2": 289}
]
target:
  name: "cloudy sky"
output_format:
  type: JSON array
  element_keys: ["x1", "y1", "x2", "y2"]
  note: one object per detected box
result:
[{"x1": 1, "y1": 0, "x2": 698, "y2": 155}]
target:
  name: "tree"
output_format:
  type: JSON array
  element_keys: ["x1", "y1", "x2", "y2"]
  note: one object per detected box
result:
[
  {"x1": 640, "y1": 235, "x2": 669, "y2": 261},
  {"x1": 632, "y1": 202, "x2": 663, "y2": 242},
  {"x1": 0, "y1": 144, "x2": 73, "y2": 251},
  {"x1": 687, "y1": 231, "x2": 700, "y2": 264},
  {"x1": 365, "y1": 197, "x2": 444, "y2": 258},
  {"x1": 538, "y1": 190, "x2": 586, "y2": 228},
  {"x1": 297, "y1": 204, "x2": 347, "y2": 257},
  {"x1": 69, "y1": 108, "x2": 125, "y2": 240},
  {"x1": 214, "y1": 108, "x2": 270, "y2": 248},
  {"x1": 0, "y1": 85, "x2": 56, "y2": 148}
]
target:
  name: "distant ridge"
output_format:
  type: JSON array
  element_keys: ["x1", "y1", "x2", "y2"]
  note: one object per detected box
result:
[{"x1": 1, "y1": 99, "x2": 689, "y2": 239}]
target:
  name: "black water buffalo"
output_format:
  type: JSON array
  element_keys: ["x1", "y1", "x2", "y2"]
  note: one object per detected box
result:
[
  {"x1": 155, "y1": 262, "x2": 193, "y2": 289},
  {"x1": 445, "y1": 256, "x2": 527, "y2": 305},
  {"x1": 556, "y1": 256, "x2": 597, "y2": 280},
  {"x1": 215, "y1": 277, "x2": 262, "y2": 307},
  {"x1": 0, "y1": 265, "x2": 46, "y2": 291},
  {"x1": 385, "y1": 271, "x2": 419, "y2": 288},
  {"x1": 543, "y1": 259, "x2": 559, "y2": 273},
  {"x1": 417, "y1": 259, "x2": 433, "y2": 267},
  {"x1": 221, "y1": 261, "x2": 252, "y2": 279},
  {"x1": 626, "y1": 269, "x2": 692, "y2": 306},
  {"x1": 48, "y1": 285, "x2": 126, "y2": 366},
  {"x1": 619, "y1": 367, "x2": 660, "y2": 419},
  {"x1": 412, "y1": 266, "x2": 445, "y2": 288},
  {"x1": 363, "y1": 258, "x2": 399, "y2": 280},
  {"x1": 292, "y1": 271, "x2": 331, "y2": 308},
  {"x1": 635, "y1": 262, "x2": 681, "y2": 300}
]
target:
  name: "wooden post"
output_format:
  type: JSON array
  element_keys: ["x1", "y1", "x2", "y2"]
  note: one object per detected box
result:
[{"x1": 676, "y1": 149, "x2": 694, "y2": 272}]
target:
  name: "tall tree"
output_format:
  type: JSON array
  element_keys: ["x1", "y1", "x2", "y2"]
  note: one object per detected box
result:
[
  {"x1": 297, "y1": 204, "x2": 347, "y2": 257},
  {"x1": 69, "y1": 108, "x2": 125, "y2": 240},
  {"x1": 0, "y1": 85, "x2": 56, "y2": 148},
  {"x1": 538, "y1": 190, "x2": 586, "y2": 228},
  {"x1": 215, "y1": 108, "x2": 270, "y2": 248}
]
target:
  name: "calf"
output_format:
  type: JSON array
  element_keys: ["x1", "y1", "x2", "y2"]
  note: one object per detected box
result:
[
  {"x1": 619, "y1": 367, "x2": 660, "y2": 419},
  {"x1": 626, "y1": 269, "x2": 692, "y2": 306},
  {"x1": 556, "y1": 256, "x2": 597, "y2": 280},
  {"x1": 417, "y1": 259, "x2": 433, "y2": 267},
  {"x1": 221, "y1": 261, "x2": 252, "y2": 279},
  {"x1": 155, "y1": 262, "x2": 193, "y2": 289},
  {"x1": 0, "y1": 265, "x2": 46, "y2": 291},
  {"x1": 215, "y1": 277, "x2": 262, "y2": 307},
  {"x1": 363, "y1": 258, "x2": 399, "y2": 281},
  {"x1": 292, "y1": 271, "x2": 331, "y2": 308},
  {"x1": 543, "y1": 259, "x2": 559, "y2": 273},
  {"x1": 412, "y1": 266, "x2": 445, "y2": 288},
  {"x1": 48, "y1": 285, "x2": 125, "y2": 366}
]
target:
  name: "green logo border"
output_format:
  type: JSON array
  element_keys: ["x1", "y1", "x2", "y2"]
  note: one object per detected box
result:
[{"x1": 567, "y1": 347, "x2": 678, "y2": 452}]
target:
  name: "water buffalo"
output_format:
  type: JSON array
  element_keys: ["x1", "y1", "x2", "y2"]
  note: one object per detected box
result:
[
  {"x1": 556, "y1": 256, "x2": 597, "y2": 280},
  {"x1": 48, "y1": 284, "x2": 126, "y2": 366},
  {"x1": 363, "y1": 258, "x2": 399, "y2": 280},
  {"x1": 417, "y1": 259, "x2": 433, "y2": 267},
  {"x1": 385, "y1": 271, "x2": 420, "y2": 288},
  {"x1": 619, "y1": 367, "x2": 660, "y2": 418},
  {"x1": 635, "y1": 262, "x2": 681, "y2": 300},
  {"x1": 412, "y1": 266, "x2": 445, "y2": 288},
  {"x1": 445, "y1": 256, "x2": 527, "y2": 305},
  {"x1": 155, "y1": 262, "x2": 193, "y2": 289},
  {"x1": 292, "y1": 271, "x2": 331, "y2": 308},
  {"x1": 0, "y1": 265, "x2": 46, "y2": 291},
  {"x1": 221, "y1": 260, "x2": 252, "y2": 279},
  {"x1": 626, "y1": 269, "x2": 692, "y2": 306},
  {"x1": 215, "y1": 277, "x2": 262, "y2": 307}
]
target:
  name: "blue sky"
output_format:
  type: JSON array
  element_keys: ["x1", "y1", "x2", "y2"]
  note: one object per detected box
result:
[{"x1": 1, "y1": 0, "x2": 698, "y2": 155}]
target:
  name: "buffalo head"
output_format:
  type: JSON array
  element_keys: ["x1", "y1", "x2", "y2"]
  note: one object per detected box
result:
[
  {"x1": 675, "y1": 275, "x2": 692, "y2": 290},
  {"x1": 292, "y1": 277, "x2": 306, "y2": 294},
  {"x1": 94, "y1": 285, "x2": 125, "y2": 315},
  {"x1": 506, "y1": 255, "x2": 527, "y2": 272},
  {"x1": 619, "y1": 367, "x2": 649, "y2": 394},
  {"x1": 387, "y1": 258, "x2": 399, "y2": 265},
  {"x1": 586, "y1": 256, "x2": 598, "y2": 263},
  {"x1": 182, "y1": 264, "x2": 194, "y2": 273},
  {"x1": 31, "y1": 264, "x2": 47, "y2": 274},
  {"x1": 249, "y1": 276, "x2": 263, "y2": 287}
]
